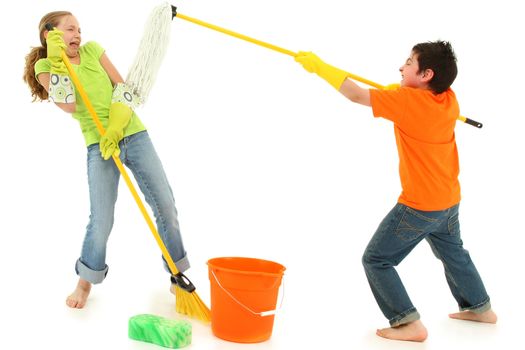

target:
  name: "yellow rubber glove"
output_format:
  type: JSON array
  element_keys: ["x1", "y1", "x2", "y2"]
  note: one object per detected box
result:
[
  {"x1": 46, "y1": 28, "x2": 68, "y2": 75},
  {"x1": 383, "y1": 83, "x2": 400, "y2": 90},
  {"x1": 295, "y1": 51, "x2": 348, "y2": 90},
  {"x1": 99, "y1": 102, "x2": 132, "y2": 160}
]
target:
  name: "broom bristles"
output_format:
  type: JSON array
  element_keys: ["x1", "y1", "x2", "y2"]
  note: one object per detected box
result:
[
  {"x1": 126, "y1": 2, "x2": 172, "y2": 105},
  {"x1": 175, "y1": 285, "x2": 211, "y2": 323}
]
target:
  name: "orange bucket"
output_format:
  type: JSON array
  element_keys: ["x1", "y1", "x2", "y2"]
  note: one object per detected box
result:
[{"x1": 207, "y1": 257, "x2": 286, "y2": 343}]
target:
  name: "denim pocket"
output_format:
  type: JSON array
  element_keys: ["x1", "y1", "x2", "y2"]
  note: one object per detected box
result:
[
  {"x1": 395, "y1": 207, "x2": 438, "y2": 241},
  {"x1": 447, "y1": 213, "x2": 460, "y2": 235}
]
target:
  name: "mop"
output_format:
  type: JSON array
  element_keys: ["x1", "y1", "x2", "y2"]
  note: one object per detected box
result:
[
  {"x1": 126, "y1": 3, "x2": 482, "y2": 128},
  {"x1": 126, "y1": 3, "x2": 173, "y2": 105}
]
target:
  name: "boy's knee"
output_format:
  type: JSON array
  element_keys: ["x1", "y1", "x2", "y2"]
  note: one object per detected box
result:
[
  {"x1": 362, "y1": 250, "x2": 374, "y2": 268},
  {"x1": 362, "y1": 250, "x2": 396, "y2": 269}
]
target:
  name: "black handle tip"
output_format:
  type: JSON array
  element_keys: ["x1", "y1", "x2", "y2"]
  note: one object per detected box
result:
[
  {"x1": 170, "y1": 272, "x2": 195, "y2": 293},
  {"x1": 45, "y1": 23, "x2": 53, "y2": 31},
  {"x1": 465, "y1": 118, "x2": 483, "y2": 129},
  {"x1": 171, "y1": 5, "x2": 177, "y2": 19}
]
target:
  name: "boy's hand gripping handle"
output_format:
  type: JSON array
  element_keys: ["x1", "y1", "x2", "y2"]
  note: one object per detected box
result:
[{"x1": 167, "y1": 11, "x2": 483, "y2": 128}]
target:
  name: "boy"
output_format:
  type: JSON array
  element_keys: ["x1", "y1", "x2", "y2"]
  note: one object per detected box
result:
[{"x1": 295, "y1": 41, "x2": 497, "y2": 342}]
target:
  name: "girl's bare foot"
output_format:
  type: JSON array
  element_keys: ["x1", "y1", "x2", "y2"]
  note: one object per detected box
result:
[
  {"x1": 376, "y1": 320, "x2": 428, "y2": 342},
  {"x1": 449, "y1": 309, "x2": 497, "y2": 323},
  {"x1": 66, "y1": 278, "x2": 92, "y2": 309}
]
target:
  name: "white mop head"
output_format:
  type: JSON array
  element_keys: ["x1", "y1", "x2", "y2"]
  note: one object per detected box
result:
[{"x1": 126, "y1": 2, "x2": 172, "y2": 105}]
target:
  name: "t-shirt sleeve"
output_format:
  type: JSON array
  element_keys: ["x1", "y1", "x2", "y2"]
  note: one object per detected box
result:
[
  {"x1": 369, "y1": 88, "x2": 407, "y2": 125},
  {"x1": 34, "y1": 58, "x2": 51, "y2": 83},
  {"x1": 83, "y1": 41, "x2": 105, "y2": 59}
]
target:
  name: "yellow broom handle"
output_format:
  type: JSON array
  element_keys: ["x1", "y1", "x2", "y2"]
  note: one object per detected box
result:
[
  {"x1": 176, "y1": 12, "x2": 481, "y2": 127},
  {"x1": 61, "y1": 52, "x2": 180, "y2": 275}
]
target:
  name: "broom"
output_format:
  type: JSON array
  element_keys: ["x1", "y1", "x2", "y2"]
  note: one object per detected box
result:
[
  {"x1": 127, "y1": 3, "x2": 482, "y2": 128},
  {"x1": 46, "y1": 17, "x2": 210, "y2": 323}
]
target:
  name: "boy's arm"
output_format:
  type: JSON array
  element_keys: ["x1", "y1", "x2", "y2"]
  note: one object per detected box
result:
[
  {"x1": 295, "y1": 51, "x2": 371, "y2": 107},
  {"x1": 339, "y1": 79, "x2": 371, "y2": 106}
]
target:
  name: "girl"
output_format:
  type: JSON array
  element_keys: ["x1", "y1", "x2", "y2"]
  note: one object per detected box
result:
[{"x1": 23, "y1": 11, "x2": 191, "y2": 309}]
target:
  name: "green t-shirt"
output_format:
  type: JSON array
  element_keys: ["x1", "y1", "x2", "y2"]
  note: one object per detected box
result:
[{"x1": 35, "y1": 41, "x2": 146, "y2": 146}]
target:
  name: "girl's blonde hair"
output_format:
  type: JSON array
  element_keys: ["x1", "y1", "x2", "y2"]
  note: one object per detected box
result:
[{"x1": 23, "y1": 11, "x2": 72, "y2": 101}]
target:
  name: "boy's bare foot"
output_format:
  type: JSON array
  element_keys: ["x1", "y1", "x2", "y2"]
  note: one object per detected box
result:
[
  {"x1": 376, "y1": 320, "x2": 428, "y2": 342},
  {"x1": 449, "y1": 309, "x2": 497, "y2": 323},
  {"x1": 66, "y1": 278, "x2": 92, "y2": 309}
]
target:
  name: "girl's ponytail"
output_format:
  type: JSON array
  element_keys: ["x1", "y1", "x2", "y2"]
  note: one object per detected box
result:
[{"x1": 23, "y1": 45, "x2": 48, "y2": 101}]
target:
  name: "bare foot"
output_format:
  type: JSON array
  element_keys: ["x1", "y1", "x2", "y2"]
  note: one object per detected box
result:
[
  {"x1": 66, "y1": 279, "x2": 92, "y2": 309},
  {"x1": 449, "y1": 309, "x2": 497, "y2": 323},
  {"x1": 376, "y1": 320, "x2": 428, "y2": 342}
]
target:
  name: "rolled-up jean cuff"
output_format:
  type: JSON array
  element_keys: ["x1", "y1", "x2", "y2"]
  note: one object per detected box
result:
[
  {"x1": 461, "y1": 298, "x2": 491, "y2": 314},
  {"x1": 163, "y1": 254, "x2": 190, "y2": 275},
  {"x1": 390, "y1": 308, "x2": 421, "y2": 327},
  {"x1": 75, "y1": 259, "x2": 109, "y2": 284}
]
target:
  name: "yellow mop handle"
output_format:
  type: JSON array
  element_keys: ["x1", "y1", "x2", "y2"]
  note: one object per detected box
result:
[
  {"x1": 175, "y1": 12, "x2": 481, "y2": 127},
  {"x1": 177, "y1": 13, "x2": 296, "y2": 57},
  {"x1": 176, "y1": 13, "x2": 379, "y2": 88},
  {"x1": 61, "y1": 52, "x2": 181, "y2": 275}
]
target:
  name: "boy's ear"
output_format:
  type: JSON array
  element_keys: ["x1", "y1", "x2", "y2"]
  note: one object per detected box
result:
[{"x1": 421, "y1": 69, "x2": 434, "y2": 83}]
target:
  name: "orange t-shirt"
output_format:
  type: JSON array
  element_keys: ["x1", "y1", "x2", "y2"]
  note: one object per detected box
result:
[{"x1": 369, "y1": 87, "x2": 461, "y2": 211}]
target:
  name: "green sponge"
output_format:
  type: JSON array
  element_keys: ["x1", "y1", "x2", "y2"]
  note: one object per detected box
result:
[{"x1": 128, "y1": 314, "x2": 192, "y2": 348}]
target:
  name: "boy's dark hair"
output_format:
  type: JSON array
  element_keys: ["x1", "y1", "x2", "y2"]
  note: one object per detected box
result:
[{"x1": 412, "y1": 40, "x2": 457, "y2": 94}]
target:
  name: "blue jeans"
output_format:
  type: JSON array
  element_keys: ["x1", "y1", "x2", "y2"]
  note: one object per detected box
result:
[
  {"x1": 76, "y1": 131, "x2": 189, "y2": 284},
  {"x1": 362, "y1": 203, "x2": 491, "y2": 326}
]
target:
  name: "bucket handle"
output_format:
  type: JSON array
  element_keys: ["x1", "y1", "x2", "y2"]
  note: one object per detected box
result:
[{"x1": 210, "y1": 269, "x2": 285, "y2": 317}]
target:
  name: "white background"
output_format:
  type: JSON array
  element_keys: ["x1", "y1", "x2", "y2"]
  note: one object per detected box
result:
[{"x1": 2, "y1": 0, "x2": 524, "y2": 349}]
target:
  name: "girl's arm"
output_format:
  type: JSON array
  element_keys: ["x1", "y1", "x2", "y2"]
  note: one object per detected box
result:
[
  {"x1": 97, "y1": 52, "x2": 135, "y2": 160},
  {"x1": 99, "y1": 53, "x2": 124, "y2": 85},
  {"x1": 37, "y1": 72, "x2": 76, "y2": 113}
]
